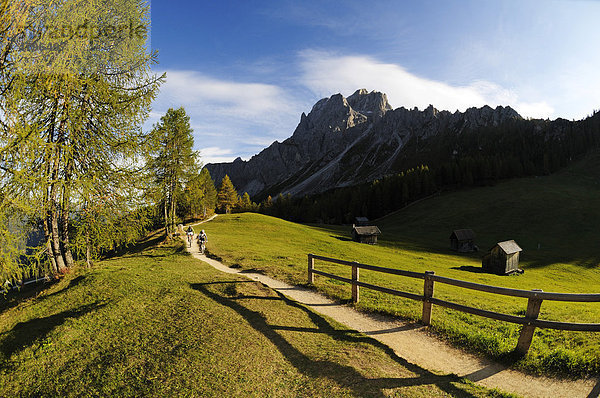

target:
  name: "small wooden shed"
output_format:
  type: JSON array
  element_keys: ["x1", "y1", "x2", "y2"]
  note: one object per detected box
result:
[
  {"x1": 482, "y1": 240, "x2": 522, "y2": 275},
  {"x1": 354, "y1": 217, "x2": 370, "y2": 226},
  {"x1": 450, "y1": 229, "x2": 476, "y2": 252},
  {"x1": 352, "y1": 226, "x2": 381, "y2": 244}
]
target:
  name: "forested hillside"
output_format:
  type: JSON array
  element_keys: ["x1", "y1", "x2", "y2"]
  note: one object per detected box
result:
[{"x1": 260, "y1": 110, "x2": 600, "y2": 223}]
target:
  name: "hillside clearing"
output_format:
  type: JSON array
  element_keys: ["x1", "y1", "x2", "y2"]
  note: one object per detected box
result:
[
  {"x1": 198, "y1": 151, "x2": 600, "y2": 377},
  {"x1": 187, "y1": 238, "x2": 598, "y2": 398},
  {"x1": 0, "y1": 237, "x2": 509, "y2": 397}
]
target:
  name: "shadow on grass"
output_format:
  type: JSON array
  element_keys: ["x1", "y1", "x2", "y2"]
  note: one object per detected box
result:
[
  {"x1": 106, "y1": 234, "x2": 165, "y2": 259},
  {"x1": 240, "y1": 268, "x2": 266, "y2": 275},
  {"x1": 202, "y1": 250, "x2": 223, "y2": 262},
  {"x1": 526, "y1": 253, "x2": 600, "y2": 270},
  {"x1": 0, "y1": 278, "x2": 61, "y2": 315},
  {"x1": 451, "y1": 265, "x2": 489, "y2": 274},
  {"x1": 190, "y1": 281, "x2": 483, "y2": 398},
  {"x1": 38, "y1": 275, "x2": 87, "y2": 302},
  {"x1": 0, "y1": 301, "x2": 107, "y2": 362},
  {"x1": 330, "y1": 235, "x2": 353, "y2": 242}
]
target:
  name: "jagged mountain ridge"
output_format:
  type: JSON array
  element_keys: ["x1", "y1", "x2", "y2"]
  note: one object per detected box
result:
[{"x1": 206, "y1": 89, "x2": 523, "y2": 198}]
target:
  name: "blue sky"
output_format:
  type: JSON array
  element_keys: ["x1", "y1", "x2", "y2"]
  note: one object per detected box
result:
[{"x1": 147, "y1": 0, "x2": 600, "y2": 164}]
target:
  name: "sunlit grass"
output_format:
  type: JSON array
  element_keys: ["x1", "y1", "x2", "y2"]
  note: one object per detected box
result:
[
  {"x1": 0, "y1": 237, "x2": 508, "y2": 397},
  {"x1": 201, "y1": 152, "x2": 600, "y2": 377}
]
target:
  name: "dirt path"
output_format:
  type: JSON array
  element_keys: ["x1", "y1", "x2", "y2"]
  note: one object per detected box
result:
[
  {"x1": 183, "y1": 231, "x2": 599, "y2": 398},
  {"x1": 190, "y1": 214, "x2": 218, "y2": 226}
]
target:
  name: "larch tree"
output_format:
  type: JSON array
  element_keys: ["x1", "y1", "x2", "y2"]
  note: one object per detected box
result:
[
  {"x1": 182, "y1": 168, "x2": 217, "y2": 220},
  {"x1": 0, "y1": 0, "x2": 163, "y2": 276},
  {"x1": 239, "y1": 192, "x2": 253, "y2": 212},
  {"x1": 146, "y1": 107, "x2": 199, "y2": 238},
  {"x1": 217, "y1": 175, "x2": 238, "y2": 214}
]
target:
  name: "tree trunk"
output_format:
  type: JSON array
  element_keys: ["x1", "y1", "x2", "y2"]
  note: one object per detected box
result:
[
  {"x1": 163, "y1": 194, "x2": 169, "y2": 238},
  {"x1": 60, "y1": 191, "x2": 75, "y2": 268},
  {"x1": 43, "y1": 220, "x2": 58, "y2": 274},
  {"x1": 49, "y1": 119, "x2": 67, "y2": 273},
  {"x1": 60, "y1": 158, "x2": 75, "y2": 268},
  {"x1": 43, "y1": 100, "x2": 59, "y2": 274},
  {"x1": 85, "y1": 224, "x2": 92, "y2": 268},
  {"x1": 50, "y1": 203, "x2": 67, "y2": 273},
  {"x1": 170, "y1": 181, "x2": 176, "y2": 236}
]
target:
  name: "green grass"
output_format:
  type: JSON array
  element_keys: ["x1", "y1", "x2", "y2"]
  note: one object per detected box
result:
[
  {"x1": 0, "y1": 235, "x2": 511, "y2": 397},
  {"x1": 199, "y1": 152, "x2": 600, "y2": 377}
]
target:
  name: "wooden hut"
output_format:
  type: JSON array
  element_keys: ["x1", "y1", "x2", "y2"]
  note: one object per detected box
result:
[
  {"x1": 482, "y1": 240, "x2": 522, "y2": 275},
  {"x1": 354, "y1": 217, "x2": 370, "y2": 226},
  {"x1": 352, "y1": 226, "x2": 381, "y2": 244},
  {"x1": 449, "y1": 229, "x2": 476, "y2": 252}
]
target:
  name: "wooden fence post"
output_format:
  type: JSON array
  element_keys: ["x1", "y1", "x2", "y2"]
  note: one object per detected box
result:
[
  {"x1": 308, "y1": 254, "x2": 314, "y2": 284},
  {"x1": 422, "y1": 271, "x2": 435, "y2": 326},
  {"x1": 352, "y1": 262, "x2": 360, "y2": 304},
  {"x1": 516, "y1": 289, "x2": 543, "y2": 355}
]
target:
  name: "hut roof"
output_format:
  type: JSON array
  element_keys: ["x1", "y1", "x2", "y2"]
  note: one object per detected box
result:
[
  {"x1": 450, "y1": 229, "x2": 475, "y2": 241},
  {"x1": 353, "y1": 226, "x2": 381, "y2": 236},
  {"x1": 496, "y1": 240, "x2": 522, "y2": 254}
]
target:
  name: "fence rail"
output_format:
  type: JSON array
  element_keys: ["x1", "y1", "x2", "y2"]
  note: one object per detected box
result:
[
  {"x1": 307, "y1": 253, "x2": 600, "y2": 354},
  {"x1": 1, "y1": 276, "x2": 51, "y2": 295}
]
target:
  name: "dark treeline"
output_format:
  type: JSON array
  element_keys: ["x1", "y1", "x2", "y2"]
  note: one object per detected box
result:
[{"x1": 257, "y1": 112, "x2": 600, "y2": 224}]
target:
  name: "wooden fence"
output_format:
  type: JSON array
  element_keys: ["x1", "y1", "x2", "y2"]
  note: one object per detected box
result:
[
  {"x1": 307, "y1": 253, "x2": 600, "y2": 354},
  {"x1": 1, "y1": 276, "x2": 51, "y2": 295}
]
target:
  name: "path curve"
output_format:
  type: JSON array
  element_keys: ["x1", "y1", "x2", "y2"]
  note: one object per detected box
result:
[
  {"x1": 183, "y1": 229, "x2": 599, "y2": 398},
  {"x1": 190, "y1": 214, "x2": 218, "y2": 226}
]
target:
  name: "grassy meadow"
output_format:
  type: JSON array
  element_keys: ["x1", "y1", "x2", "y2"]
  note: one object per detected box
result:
[
  {"x1": 0, "y1": 236, "x2": 511, "y2": 397},
  {"x1": 199, "y1": 152, "x2": 600, "y2": 377}
]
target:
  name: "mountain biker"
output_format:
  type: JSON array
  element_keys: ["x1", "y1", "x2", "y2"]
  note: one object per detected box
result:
[
  {"x1": 186, "y1": 226, "x2": 194, "y2": 247},
  {"x1": 197, "y1": 229, "x2": 207, "y2": 253},
  {"x1": 198, "y1": 229, "x2": 207, "y2": 243}
]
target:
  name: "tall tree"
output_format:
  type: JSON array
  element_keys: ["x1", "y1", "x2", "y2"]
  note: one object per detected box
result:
[
  {"x1": 217, "y1": 175, "x2": 238, "y2": 214},
  {"x1": 180, "y1": 168, "x2": 217, "y2": 221},
  {"x1": 238, "y1": 192, "x2": 253, "y2": 212},
  {"x1": 0, "y1": 0, "x2": 163, "y2": 275},
  {"x1": 147, "y1": 107, "x2": 199, "y2": 238}
]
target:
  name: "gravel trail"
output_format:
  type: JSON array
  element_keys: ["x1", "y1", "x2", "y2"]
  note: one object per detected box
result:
[{"x1": 183, "y1": 218, "x2": 599, "y2": 398}]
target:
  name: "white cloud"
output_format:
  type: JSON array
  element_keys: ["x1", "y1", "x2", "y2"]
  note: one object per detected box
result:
[
  {"x1": 299, "y1": 50, "x2": 554, "y2": 119},
  {"x1": 199, "y1": 147, "x2": 237, "y2": 164},
  {"x1": 147, "y1": 70, "x2": 305, "y2": 163}
]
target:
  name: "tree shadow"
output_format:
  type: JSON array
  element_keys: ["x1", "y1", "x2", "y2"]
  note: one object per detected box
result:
[
  {"x1": 0, "y1": 301, "x2": 107, "y2": 363},
  {"x1": 330, "y1": 235, "x2": 353, "y2": 242},
  {"x1": 38, "y1": 275, "x2": 87, "y2": 302},
  {"x1": 0, "y1": 278, "x2": 61, "y2": 315},
  {"x1": 204, "y1": 251, "x2": 223, "y2": 262},
  {"x1": 106, "y1": 234, "x2": 165, "y2": 259},
  {"x1": 240, "y1": 268, "x2": 266, "y2": 275},
  {"x1": 587, "y1": 378, "x2": 600, "y2": 398},
  {"x1": 451, "y1": 265, "x2": 488, "y2": 274},
  {"x1": 190, "y1": 281, "x2": 482, "y2": 398},
  {"x1": 526, "y1": 253, "x2": 600, "y2": 269}
]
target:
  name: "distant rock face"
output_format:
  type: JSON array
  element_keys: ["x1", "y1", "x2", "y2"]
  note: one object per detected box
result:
[{"x1": 205, "y1": 89, "x2": 522, "y2": 198}]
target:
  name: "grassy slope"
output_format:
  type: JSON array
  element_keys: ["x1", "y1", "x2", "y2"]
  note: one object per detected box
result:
[
  {"x1": 201, "y1": 152, "x2": 600, "y2": 377},
  {"x1": 0, "y1": 237, "x2": 508, "y2": 397}
]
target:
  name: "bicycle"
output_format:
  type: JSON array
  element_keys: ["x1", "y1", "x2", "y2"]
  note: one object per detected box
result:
[
  {"x1": 187, "y1": 231, "x2": 194, "y2": 247},
  {"x1": 198, "y1": 238, "x2": 206, "y2": 254}
]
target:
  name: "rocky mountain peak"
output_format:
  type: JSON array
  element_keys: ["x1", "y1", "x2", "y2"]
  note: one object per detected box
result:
[
  {"x1": 462, "y1": 105, "x2": 522, "y2": 128},
  {"x1": 293, "y1": 92, "x2": 366, "y2": 139},
  {"x1": 347, "y1": 89, "x2": 393, "y2": 119},
  {"x1": 205, "y1": 89, "x2": 536, "y2": 199}
]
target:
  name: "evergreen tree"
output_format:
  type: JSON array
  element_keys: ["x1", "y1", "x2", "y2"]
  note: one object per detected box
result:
[
  {"x1": 0, "y1": 0, "x2": 162, "y2": 275},
  {"x1": 181, "y1": 168, "x2": 217, "y2": 220},
  {"x1": 217, "y1": 175, "x2": 238, "y2": 214},
  {"x1": 239, "y1": 192, "x2": 253, "y2": 212},
  {"x1": 147, "y1": 108, "x2": 199, "y2": 238}
]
